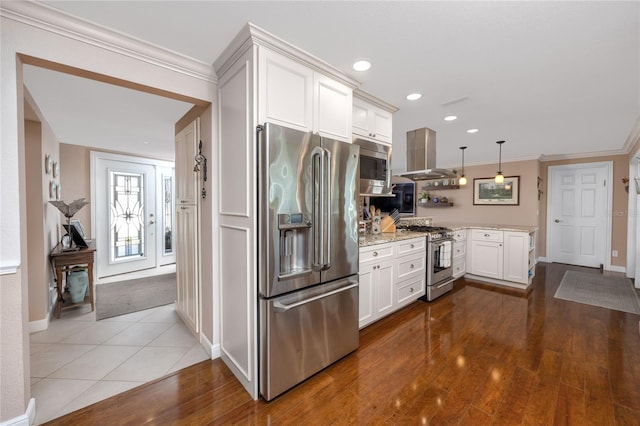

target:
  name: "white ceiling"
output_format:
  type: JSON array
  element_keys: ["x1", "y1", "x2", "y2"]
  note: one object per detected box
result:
[{"x1": 22, "y1": 1, "x2": 640, "y2": 170}]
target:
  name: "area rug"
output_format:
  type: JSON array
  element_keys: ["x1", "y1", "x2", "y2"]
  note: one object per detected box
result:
[
  {"x1": 554, "y1": 271, "x2": 640, "y2": 314},
  {"x1": 95, "y1": 273, "x2": 176, "y2": 320}
]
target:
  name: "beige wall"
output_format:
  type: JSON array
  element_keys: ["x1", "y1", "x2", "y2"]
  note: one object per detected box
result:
[
  {"x1": 415, "y1": 159, "x2": 541, "y2": 230},
  {"x1": 539, "y1": 155, "x2": 629, "y2": 267},
  {"x1": 59, "y1": 144, "x2": 92, "y2": 236}
]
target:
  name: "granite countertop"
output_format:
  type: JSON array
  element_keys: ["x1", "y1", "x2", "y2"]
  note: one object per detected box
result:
[
  {"x1": 439, "y1": 223, "x2": 538, "y2": 233},
  {"x1": 358, "y1": 230, "x2": 428, "y2": 247}
]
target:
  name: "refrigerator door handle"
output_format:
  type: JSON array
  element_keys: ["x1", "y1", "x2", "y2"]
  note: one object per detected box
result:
[
  {"x1": 312, "y1": 147, "x2": 324, "y2": 270},
  {"x1": 323, "y1": 147, "x2": 332, "y2": 270},
  {"x1": 272, "y1": 281, "x2": 358, "y2": 312}
]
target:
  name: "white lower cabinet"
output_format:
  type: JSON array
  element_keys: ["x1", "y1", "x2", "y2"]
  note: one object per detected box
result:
[
  {"x1": 452, "y1": 229, "x2": 466, "y2": 279},
  {"x1": 467, "y1": 228, "x2": 536, "y2": 287},
  {"x1": 359, "y1": 237, "x2": 426, "y2": 329}
]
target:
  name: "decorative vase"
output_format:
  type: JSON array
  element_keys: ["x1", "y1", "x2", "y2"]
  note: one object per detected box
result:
[{"x1": 67, "y1": 269, "x2": 89, "y2": 303}]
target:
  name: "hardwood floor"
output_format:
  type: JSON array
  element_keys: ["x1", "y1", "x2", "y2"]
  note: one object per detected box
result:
[{"x1": 43, "y1": 263, "x2": 640, "y2": 425}]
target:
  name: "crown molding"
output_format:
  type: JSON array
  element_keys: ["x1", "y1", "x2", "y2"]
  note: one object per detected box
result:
[
  {"x1": 354, "y1": 89, "x2": 399, "y2": 113},
  {"x1": 622, "y1": 115, "x2": 640, "y2": 153},
  {"x1": 215, "y1": 22, "x2": 360, "y2": 89},
  {"x1": 539, "y1": 148, "x2": 629, "y2": 162},
  {"x1": 0, "y1": 1, "x2": 216, "y2": 84}
]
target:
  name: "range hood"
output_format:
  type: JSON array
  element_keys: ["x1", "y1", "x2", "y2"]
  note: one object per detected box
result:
[{"x1": 396, "y1": 127, "x2": 457, "y2": 180}]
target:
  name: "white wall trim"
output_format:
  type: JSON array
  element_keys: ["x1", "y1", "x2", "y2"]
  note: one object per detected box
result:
[
  {"x1": 199, "y1": 332, "x2": 220, "y2": 359},
  {"x1": 608, "y1": 265, "x2": 626, "y2": 274},
  {"x1": 537, "y1": 256, "x2": 549, "y2": 263},
  {"x1": 539, "y1": 149, "x2": 629, "y2": 162},
  {"x1": 0, "y1": 265, "x2": 20, "y2": 275},
  {"x1": 0, "y1": 2, "x2": 216, "y2": 84},
  {"x1": 0, "y1": 398, "x2": 35, "y2": 426},
  {"x1": 214, "y1": 22, "x2": 359, "y2": 89}
]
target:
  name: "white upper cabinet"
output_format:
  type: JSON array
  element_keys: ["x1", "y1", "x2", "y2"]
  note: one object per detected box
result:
[
  {"x1": 314, "y1": 73, "x2": 352, "y2": 142},
  {"x1": 258, "y1": 48, "x2": 352, "y2": 142},
  {"x1": 258, "y1": 50, "x2": 313, "y2": 132},
  {"x1": 352, "y1": 91, "x2": 397, "y2": 145}
]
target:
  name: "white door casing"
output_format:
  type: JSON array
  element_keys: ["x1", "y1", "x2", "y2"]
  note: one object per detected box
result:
[
  {"x1": 547, "y1": 162, "x2": 613, "y2": 269},
  {"x1": 628, "y1": 152, "x2": 640, "y2": 284}
]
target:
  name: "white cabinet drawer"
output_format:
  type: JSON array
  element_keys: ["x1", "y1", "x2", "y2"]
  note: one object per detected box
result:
[
  {"x1": 471, "y1": 229, "x2": 503, "y2": 243},
  {"x1": 453, "y1": 241, "x2": 466, "y2": 258},
  {"x1": 396, "y1": 252, "x2": 425, "y2": 282},
  {"x1": 396, "y1": 276, "x2": 425, "y2": 306},
  {"x1": 360, "y1": 243, "x2": 394, "y2": 263},
  {"x1": 396, "y1": 237, "x2": 426, "y2": 256},
  {"x1": 452, "y1": 229, "x2": 467, "y2": 241},
  {"x1": 452, "y1": 257, "x2": 465, "y2": 277}
]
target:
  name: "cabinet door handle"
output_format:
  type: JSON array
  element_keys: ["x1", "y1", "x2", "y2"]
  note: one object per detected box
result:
[
  {"x1": 484, "y1": 233, "x2": 490, "y2": 237},
  {"x1": 410, "y1": 244, "x2": 415, "y2": 248},
  {"x1": 499, "y1": 244, "x2": 503, "y2": 247},
  {"x1": 409, "y1": 287, "x2": 414, "y2": 293},
  {"x1": 372, "y1": 251, "x2": 378, "y2": 257},
  {"x1": 410, "y1": 264, "x2": 414, "y2": 269}
]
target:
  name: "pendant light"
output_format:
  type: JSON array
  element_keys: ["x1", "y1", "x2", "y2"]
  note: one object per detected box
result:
[
  {"x1": 494, "y1": 140, "x2": 505, "y2": 184},
  {"x1": 458, "y1": 146, "x2": 467, "y2": 186}
]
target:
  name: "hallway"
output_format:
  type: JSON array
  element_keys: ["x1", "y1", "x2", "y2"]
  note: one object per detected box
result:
[{"x1": 30, "y1": 303, "x2": 207, "y2": 425}]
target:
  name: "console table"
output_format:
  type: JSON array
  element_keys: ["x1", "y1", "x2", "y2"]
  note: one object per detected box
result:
[{"x1": 49, "y1": 240, "x2": 96, "y2": 318}]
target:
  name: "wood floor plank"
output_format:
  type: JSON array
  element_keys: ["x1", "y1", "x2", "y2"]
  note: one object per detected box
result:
[
  {"x1": 553, "y1": 383, "x2": 585, "y2": 425},
  {"x1": 42, "y1": 263, "x2": 640, "y2": 425}
]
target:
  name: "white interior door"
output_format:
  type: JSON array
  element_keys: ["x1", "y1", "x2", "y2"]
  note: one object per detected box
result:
[
  {"x1": 547, "y1": 162, "x2": 612, "y2": 268},
  {"x1": 95, "y1": 157, "x2": 157, "y2": 277}
]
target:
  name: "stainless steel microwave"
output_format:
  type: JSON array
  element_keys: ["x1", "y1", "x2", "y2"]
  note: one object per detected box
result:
[{"x1": 353, "y1": 138, "x2": 392, "y2": 195}]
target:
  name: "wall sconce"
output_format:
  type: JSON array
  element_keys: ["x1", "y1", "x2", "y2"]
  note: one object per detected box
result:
[
  {"x1": 458, "y1": 146, "x2": 467, "y2": 186},
  {"x1": 494, "y1": 141, "x2": 505, "y2": 183},
  {"x1": 622, "y1": 177, "x2": 629, "y2": 193}
]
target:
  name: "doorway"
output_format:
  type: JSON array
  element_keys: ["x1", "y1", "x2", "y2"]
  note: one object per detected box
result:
[
  {"x1": 92, "y1": 152, "x2": 175, "y2": 278},
  {"x1": 546, "y1": 161, "x2": 613, "y2": 269}
]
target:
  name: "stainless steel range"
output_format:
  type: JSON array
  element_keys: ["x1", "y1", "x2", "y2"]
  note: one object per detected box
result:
[{"x1": 397, "y1": 223, "x2": 456, "y2": 301}]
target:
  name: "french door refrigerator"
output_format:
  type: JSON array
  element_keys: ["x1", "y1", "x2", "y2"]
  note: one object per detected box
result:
[{"x1": 258, "y1": 123, "x2": 360, "y2": 401}]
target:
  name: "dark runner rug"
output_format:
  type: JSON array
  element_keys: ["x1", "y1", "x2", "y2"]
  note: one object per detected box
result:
[{"x1": 95, "y1": 273, "x2": 176, "y2": 320}]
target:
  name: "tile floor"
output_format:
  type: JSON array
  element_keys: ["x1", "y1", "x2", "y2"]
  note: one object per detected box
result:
[{"x1": 30, "y1": 303, "x2": 209, "y2": 425}]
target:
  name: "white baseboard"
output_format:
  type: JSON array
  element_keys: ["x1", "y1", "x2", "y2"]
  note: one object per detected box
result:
[
  {"x1": 199, "y1": 332, "x2": 220, "y2": 359},
  {"x1": 0, "y1": 398, "x2": 35, "y2": 426},
  {"x1": 29, "y1": 292, "x2": 57, "y2": 333},
  {"x1": 536, "y1": 257, "x2": 548, "y2": 263},
  {"x1": 607, "y1": 265, "x2": 626, "y2": 273}
]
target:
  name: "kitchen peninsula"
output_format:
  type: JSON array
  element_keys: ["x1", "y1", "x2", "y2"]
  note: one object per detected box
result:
[{"x1": 358, "y1": 221, "x2": 537, "y2": 327}]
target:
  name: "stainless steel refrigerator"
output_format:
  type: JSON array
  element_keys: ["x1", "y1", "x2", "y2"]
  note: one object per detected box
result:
[{"x1": 258, "y1": 123, "x2": 359, "y2": 401}]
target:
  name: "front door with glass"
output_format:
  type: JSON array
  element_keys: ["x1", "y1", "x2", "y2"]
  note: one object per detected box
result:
[{"x1": 95, "y1": 157, "x2": 157, "y2": 277}]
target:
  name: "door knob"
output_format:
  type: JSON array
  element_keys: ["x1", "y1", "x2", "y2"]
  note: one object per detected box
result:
[
  {"x1": 149, "y1": 220, "x2": 155, "y2": 225},
  {"x1": 554, "y1": 219, "x2": 562, "y2": 223}
]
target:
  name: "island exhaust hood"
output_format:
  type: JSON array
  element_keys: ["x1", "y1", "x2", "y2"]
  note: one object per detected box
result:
[{"x1": 396, "y1": 127, "x2": 457, "y2": 181}]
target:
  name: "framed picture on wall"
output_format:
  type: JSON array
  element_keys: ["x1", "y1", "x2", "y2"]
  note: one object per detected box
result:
[{"x1": 473, "y1": 176, "x2": 520, "y2": 205}]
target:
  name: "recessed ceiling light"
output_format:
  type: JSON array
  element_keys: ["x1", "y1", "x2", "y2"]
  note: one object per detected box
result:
[
  {"x1": 444, "y1": 116, "x2": 458, "y2": 121},
  {"x1": 143, "y1": 141, "x2": 150, "y2": 144},
  {"x1": 467, "y1": 129, "x2": 479, "y2": 134},
  {"x1": 352, "y1": 60, "x2": 371, "y2": 72},
  {"x1": 406, "y1": 93, "x2": 422, "y2": 101}
]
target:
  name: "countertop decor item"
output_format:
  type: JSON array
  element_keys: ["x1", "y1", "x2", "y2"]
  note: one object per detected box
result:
[{"x1": 49, "y1": 198, "x2": 90, "y2": 250}]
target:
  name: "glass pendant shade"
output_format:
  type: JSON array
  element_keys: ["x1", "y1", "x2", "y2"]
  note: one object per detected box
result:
[
  {"x1": 458, "y1": 146, "x2": 467, "y2": 186},
  {"x1": 494, "y1": 141, "x2": 505, "y2": 183}
]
